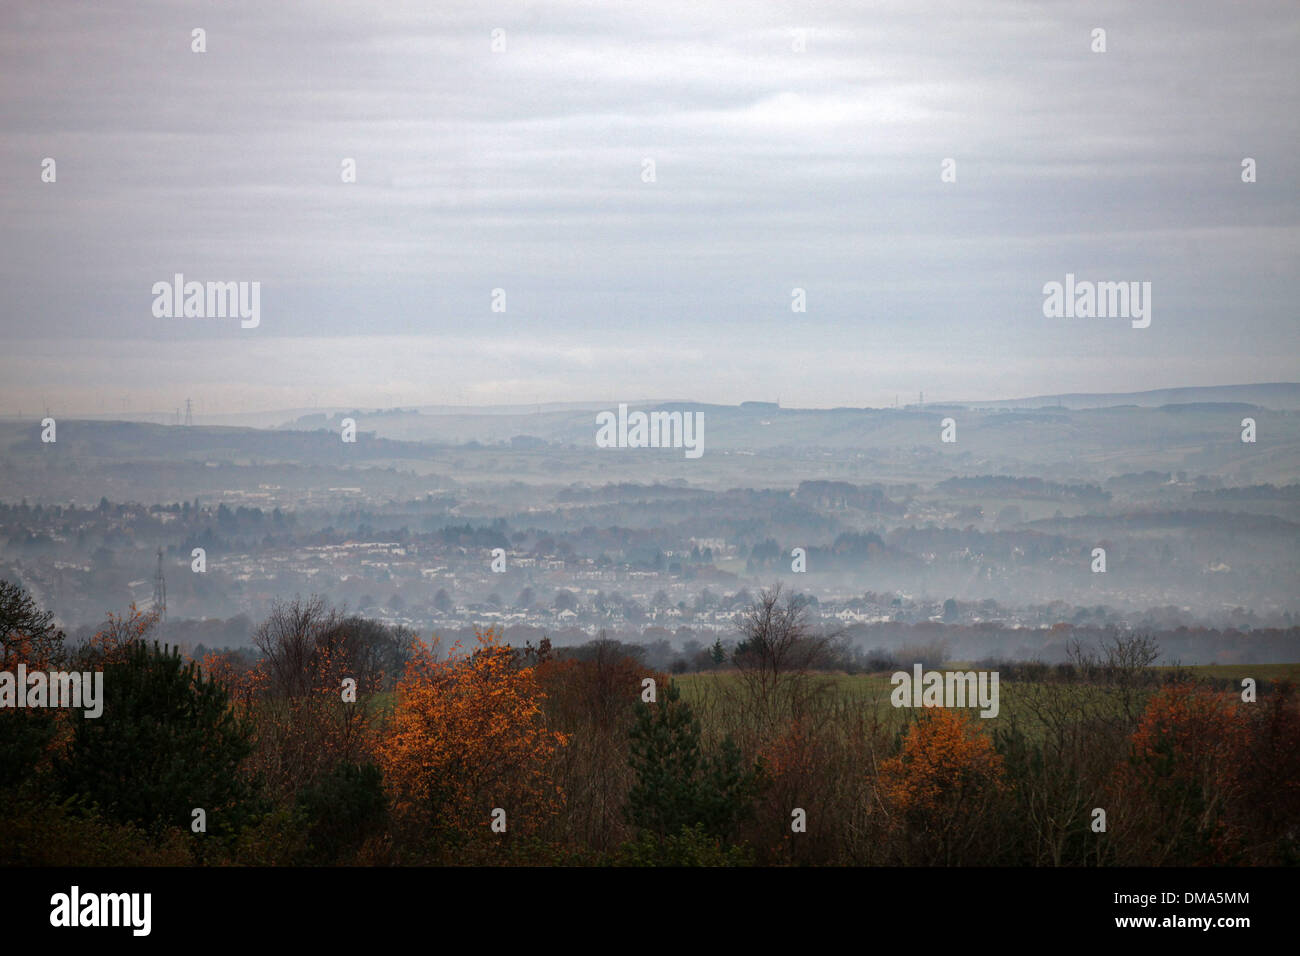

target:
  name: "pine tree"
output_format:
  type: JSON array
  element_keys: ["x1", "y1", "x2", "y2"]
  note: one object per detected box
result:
[
  {"x1": 53, "y1": 641, "x2": 256, "y2": 836},
  {"x1": 625, "y1": 681, "x2": 762, "y2": 844}
]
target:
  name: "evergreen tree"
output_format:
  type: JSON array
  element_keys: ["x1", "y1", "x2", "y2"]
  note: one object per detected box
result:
[
  {"x1": 625, "y1": 681, "x2": 762, "y2": 844},
  {"x1": 54, "y1": 641, "x2": 257, "y2": 836}
]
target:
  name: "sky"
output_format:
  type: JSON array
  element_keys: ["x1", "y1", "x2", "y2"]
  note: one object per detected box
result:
[{"x1": 1, "y1": 0, "x2": 1297, "y2": 416}]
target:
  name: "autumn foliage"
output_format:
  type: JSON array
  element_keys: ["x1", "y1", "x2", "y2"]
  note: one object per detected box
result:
[
  {"x1": 757, "y1": 716, "x2": 831, "y2": 862},
  {"x1": 200, "y1": 649, "x2": 257, "y2": 710},
  {"x1": 1110, "y1": 680, "x2": 1300, "y2": 865},
  {"x1": 85, "y1": 604, "x2": 160, "y2": 667},
  {"x1": 377, "y1": 627, "x2": 568, "y2": 846},
  {"x1": 878, "y1": 708, "x2": 1007, "y2": 864},
  {"x1": 6, "y1": 576, "x2": 1299, "y2": 868}
]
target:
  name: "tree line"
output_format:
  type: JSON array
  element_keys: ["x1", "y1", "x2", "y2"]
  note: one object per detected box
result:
[{"x1": 2, "y1": 579, "x2": 1297, "y2": 866}]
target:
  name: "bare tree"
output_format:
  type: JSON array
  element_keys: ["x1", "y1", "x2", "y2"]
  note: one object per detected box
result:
[
  {"x1": 249, "y1": 595, "x2": 387, "y2": 799},
  {"x1": 253, "y1": 595, "x2": 340, "y2": 698},
  {"x1": 1003, "y1": 632, "x2": 1164, "y2": 865},
  {"x1": 729, "y1": 584, "x2": 835, "y2": 745},
  {"x1": 1066, "y1": 631, "x2": 1160, "y2": 727}
]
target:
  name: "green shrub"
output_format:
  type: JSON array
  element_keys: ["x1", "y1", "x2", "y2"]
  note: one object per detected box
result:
[
  {"x1": 614, "y1": 824, "x2": 752, "y2": 867},
  {"x1": 295, "y1": 761, "x2": 388, "y2": 864}
]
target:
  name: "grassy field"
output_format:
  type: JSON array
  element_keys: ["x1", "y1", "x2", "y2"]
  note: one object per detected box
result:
[
  {"x1": 665, "y1": 663, "x2": 1300, "y2": 740},
  {"x1": 671, "y1": 671, "x2": 896, "y2": 700},
  {"x1": 671, "y1": 662, "x2": 1300, "y2": 698},
  {"x1": 1157, "y1": 662, "x2": 1300, "y2": 682},
  {"x1": 364, "y1": 663, "x2": 1298, "y2": 741}
]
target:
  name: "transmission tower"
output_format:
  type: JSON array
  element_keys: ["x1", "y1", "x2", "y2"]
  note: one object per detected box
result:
[
  {"x1": 152, "y1": 547, "x2": 167, "y2": 627},
  {"x1": 184, "y1": 398, "x2": 193, "y2": 427}
]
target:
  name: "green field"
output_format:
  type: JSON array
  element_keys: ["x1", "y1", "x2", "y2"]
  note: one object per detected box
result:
[
  {"x1": 365, "y1": 664, "x2": 1299, "y2": 741},
  {"x1": 663, "y1": 663, "x2": 1300, "y2": 741},
  {"x1": 1156, "y1": 663, "x2": 1300, "y2": 682},
  {"x1": 671, "y1": 662, "x2": 1300, "y2": 699}
]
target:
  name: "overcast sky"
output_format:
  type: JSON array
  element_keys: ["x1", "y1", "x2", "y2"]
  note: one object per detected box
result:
[{"x1": 1, "y1": 0, "x2": 1296, "y2": 416}]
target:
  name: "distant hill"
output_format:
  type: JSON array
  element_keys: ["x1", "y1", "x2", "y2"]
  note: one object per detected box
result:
[
  {"x1": 5, "y1": 383, "x2": 1296, "y2": 488},
  {"x1": 958, "y1": 383, "x2": 1300, "y2": 411},
  {"x1": 33, "y1": 384, "x2": 1297, "y2": 428},
  {"x1": 2, "y1": 390, "x2": 1297, "y2": 493}
]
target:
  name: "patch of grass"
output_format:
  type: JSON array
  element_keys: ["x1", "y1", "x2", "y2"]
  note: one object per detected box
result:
[
  {"x1": 1164, "y1": 662, "x2": 1300, "y2": 683},
  {"x1": 668, "y1": 664, "x2": 1300, "y2": 738}
]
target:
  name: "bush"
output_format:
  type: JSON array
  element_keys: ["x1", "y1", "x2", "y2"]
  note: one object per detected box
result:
[
  {"x1": 896, "y1": 639, "x2": 948, "y2": 672},
  {"x1": 1109, "y1": 681, "x2": 1261, "y2": 865},
  {"x1": 376, "y1": 628, "x2": 567, "y2": 845},
  {"x1": 0, "y1": 710, "x2": 57, "y2": 791},
  {"x1": 0, "y1": 795, "x2": 192, "y2": 866},
  {"x1": 862, "y1": 647, "x2": 901, "y2": 673},
  {"x1": 295, "y1": 762, "x2": 388, "y2": 864},
  {"x1": 614, "y1": 824, "x2": 752, "y2": 867}
]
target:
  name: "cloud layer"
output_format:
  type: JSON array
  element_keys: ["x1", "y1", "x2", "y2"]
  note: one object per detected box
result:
[{"x1": 2, "y1": 0, "x2": 1296, "y2": 412}]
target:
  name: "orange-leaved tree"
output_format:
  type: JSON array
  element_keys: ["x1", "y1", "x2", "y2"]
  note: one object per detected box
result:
[
  {"x1": 877, "y1": 708, "x2": 1007, "y2": 864},
  {"x1": 198, "y1": 649, "x2": 257, "y2": 712},
  {"x1": 1109, "y1": 681, "x2": 1252, "y2": 865},
  {"x1": 377, "y1": 627, "x2": 568, "y2": 847},
  {"x1": 83, "y1": 603, "x2": 160, "y2": 667}
]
